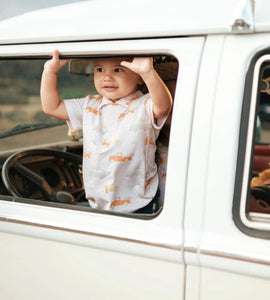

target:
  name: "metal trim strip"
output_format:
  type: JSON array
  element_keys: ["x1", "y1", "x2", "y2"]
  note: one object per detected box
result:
[
  {"x1": 200, "y1": 248, "x2": 270, "y2": 266},
  {"x1": 184, "y1": 245, "x2": 270, "y2": 266},
  {"x1": 2, "y1": 217, "x2": 270, "y2": 266},
  {"x1": 0, "y1": 217, "x2": 182, "y2": 251}
]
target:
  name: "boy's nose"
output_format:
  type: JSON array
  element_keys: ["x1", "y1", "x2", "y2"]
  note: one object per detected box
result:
[{"x1": 104, "y1": 72, "x2": 114, "y2": 81}]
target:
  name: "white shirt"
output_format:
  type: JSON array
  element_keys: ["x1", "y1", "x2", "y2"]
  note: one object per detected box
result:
[{"x1": 64, "y1": 90, "x2": 166, "y2": 212}]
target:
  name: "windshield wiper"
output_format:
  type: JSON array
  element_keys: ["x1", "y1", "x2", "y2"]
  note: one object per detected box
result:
[{"x1": 0, "y1": 121, "x2": 66, "y2": 139}]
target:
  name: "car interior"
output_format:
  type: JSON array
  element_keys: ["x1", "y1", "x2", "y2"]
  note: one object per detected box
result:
[{"x1": 249, "y1": 63, "x2": 270, "y2": 213}]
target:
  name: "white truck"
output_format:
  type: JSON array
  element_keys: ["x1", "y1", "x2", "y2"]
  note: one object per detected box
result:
[{"x1": 0, "y1": 0, "x2": 270, "y2": 299}]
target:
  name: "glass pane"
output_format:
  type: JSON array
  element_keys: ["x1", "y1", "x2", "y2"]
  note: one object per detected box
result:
[
  {"x1": 0, "y1": 55, "x2": 178, "y2": 217},
  {"x1": 0, "y1": 59, "x2": 93, "y2": 151},
  {"x1": 249, "y1": 63, "x2": 270, "y2": 213}
]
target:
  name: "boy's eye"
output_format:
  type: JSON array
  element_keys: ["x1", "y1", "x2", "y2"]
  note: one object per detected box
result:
[
  {"x1": 115, "y1": 68, "x2": 123, "y2": 73},
  {"x1": 96, "y1": 67, "x2": 104, "y2": 72}
]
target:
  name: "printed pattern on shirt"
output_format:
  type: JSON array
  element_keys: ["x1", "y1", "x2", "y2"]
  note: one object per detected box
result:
[{"x1": 64, "y1": 90, "x2": 166, "y2": 212}]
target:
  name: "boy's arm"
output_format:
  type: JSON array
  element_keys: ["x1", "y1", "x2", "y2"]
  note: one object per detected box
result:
[
  {"x1": 121, "y1": 57, "x2": 172, "y2": 119},
  {"x1": 40, "y1": 49, "x2": 70, "y2": 120}
]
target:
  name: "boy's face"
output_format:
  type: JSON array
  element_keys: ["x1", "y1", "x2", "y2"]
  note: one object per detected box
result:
[{"x1": 93, "y1": 58, "x2": 142, "y2": 101}]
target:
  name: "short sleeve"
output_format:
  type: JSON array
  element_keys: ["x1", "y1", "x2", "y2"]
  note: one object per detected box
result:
[
  {"x1": 144, "y1": 96, "x2": 168, "y2": 130},
  {"x1": 64, "y1": 98, "x2": 86, "y2": 130}
]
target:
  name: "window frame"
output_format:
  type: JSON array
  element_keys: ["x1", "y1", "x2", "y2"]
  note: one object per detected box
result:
[
  {"x1": 0, "y1": 54, "x2": 179, "y2": 219},
  {"x1": 233, "y1": 47, "x2": 270, "y2": 238}
]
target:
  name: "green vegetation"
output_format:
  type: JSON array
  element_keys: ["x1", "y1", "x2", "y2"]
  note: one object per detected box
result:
[
  {"x1": 0, "y1": 59, "x2": 93, "y2": 104},
  {"x1": 0, "y1": 59, "x2": 95, "y2": 133}
]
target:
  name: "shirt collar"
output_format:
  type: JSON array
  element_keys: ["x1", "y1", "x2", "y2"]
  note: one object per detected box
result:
[{"x1": 98, "y1": 90, "x2": 143, "y2": 109}]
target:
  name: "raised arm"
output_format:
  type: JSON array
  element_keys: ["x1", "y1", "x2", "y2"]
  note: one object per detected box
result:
[
  {"x1": 121, "y1": 57, "x2": 172, "y2": 119},
  {"x1": 40, "y1": 49, "x2": 70, "y2": 120}
]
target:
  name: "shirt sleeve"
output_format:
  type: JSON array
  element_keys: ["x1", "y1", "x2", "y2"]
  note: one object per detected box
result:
[
  {"x1": 64, "y1": 98, "x2": 86, "y2": 130},
  {"x1": 144, "y1": 94, "x2": 168, "y2": 130}
]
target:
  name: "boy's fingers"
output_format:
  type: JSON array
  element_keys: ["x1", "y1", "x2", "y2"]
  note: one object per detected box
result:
[
  {"x1": 121, "y1": 61, "x2": 135, "y2": 72},
  {"x1": 52, "y1": 49, "x2": 70, "y2": 65},
  {"x1": 62, "y1": 59, "x2": 71, "y2": 66},
  {"x1": 52, "y1": 49, "x2": 59, "y2": 60},
  {"x1": 120, "y1": 61, "x2": 130, "y2": 68}
]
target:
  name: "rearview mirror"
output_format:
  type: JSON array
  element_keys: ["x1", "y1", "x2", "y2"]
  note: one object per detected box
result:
[{"x1": 69, "y1": 59, "x2": 94, "y2": 76}]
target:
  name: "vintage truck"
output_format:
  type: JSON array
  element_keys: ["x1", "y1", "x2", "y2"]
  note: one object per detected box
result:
[{"x1": 0, "y1": 0, "x2": 270, "y2": 298}]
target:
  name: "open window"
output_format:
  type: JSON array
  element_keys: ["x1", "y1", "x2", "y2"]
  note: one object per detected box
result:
[
  {"x1": 0, "y1": 54, "x2": 178, "y2": 219},
  {"x1": 234, "y1": 49, "x2": 270, "y2": 237}
]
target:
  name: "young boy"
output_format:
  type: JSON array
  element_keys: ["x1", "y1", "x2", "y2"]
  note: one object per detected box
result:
[{"x1": 40, "y1": 50, "x2": 172, "y2": 213}]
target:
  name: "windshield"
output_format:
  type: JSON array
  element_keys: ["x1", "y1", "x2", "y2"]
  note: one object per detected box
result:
[{"x1": 0, "y1": 58, "x2": 94, "y2": 152}]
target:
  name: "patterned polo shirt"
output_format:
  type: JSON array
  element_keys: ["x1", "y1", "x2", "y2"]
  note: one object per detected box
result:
[{"x1": 64, "y1": 90, "x2": 166, "y2": 212}]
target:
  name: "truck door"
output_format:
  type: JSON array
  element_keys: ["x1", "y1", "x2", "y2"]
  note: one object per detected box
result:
[
  {"x1": 184, "y1": 32, "x2": 270, "y2": 299},
  {"x1": 0, "y1": 37, "x2": 205, "y2": 299}
]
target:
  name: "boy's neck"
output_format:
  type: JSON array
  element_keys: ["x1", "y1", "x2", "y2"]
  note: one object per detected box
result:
[{"x1": 102, "y1": 90, "x2": 141, "y2": 102}]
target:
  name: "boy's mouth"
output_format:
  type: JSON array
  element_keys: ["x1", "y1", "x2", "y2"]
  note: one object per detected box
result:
[{"x1": 103, "y1": 86, "x2": 118, "y2": 92}]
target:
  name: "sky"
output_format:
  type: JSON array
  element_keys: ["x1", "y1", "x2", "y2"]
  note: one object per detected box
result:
[{"x1": 1, "y1": 0, "x2": 89, "y2": 21}]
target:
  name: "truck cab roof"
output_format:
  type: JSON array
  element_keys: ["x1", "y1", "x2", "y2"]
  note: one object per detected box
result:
[{"x1": 0, "y1": 0, "x2": 268, "y2": 44}]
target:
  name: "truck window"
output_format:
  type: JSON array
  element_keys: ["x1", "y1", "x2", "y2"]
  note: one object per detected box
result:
[
  {"x1": 0, "y1": 55, "x2": 178, "y2": 218},
  {"x1": 234, "y1": 51, "x2": 270, "y2": 237}
]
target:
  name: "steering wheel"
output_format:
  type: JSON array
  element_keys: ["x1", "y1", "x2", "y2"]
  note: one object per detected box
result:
[{"x1": 2, "y1": 149, "x2": 84, "y2": 205}]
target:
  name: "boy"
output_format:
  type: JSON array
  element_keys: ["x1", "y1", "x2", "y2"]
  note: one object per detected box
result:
[{"x1": 40, "y1": 50, "x2": 172, "y2": 213}]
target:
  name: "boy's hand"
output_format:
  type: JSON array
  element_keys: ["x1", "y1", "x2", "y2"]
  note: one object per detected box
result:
[
  {"x1": 120, "y1": 57, "x2": 154, "y2": 76},
  {"x1": 122, "y1": 56, "x2": 172, "y2": 119},
  {"x1": 43, "y1": 49, "x2": 70, "y2": 74}
]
